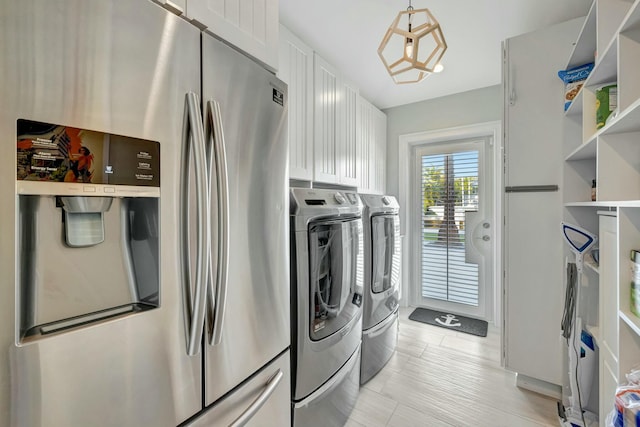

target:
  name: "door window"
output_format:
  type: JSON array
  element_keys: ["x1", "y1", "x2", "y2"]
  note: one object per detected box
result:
[
  {"x1": 412, "y1": 136, "x2": 493, "y2": 320},
  {"x1": 420, "y1": 150, "x2": 480, "y2": 306}
]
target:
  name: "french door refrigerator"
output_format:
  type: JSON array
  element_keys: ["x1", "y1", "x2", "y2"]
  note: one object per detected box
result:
[{"x1": 0, "y1": 1, "x2": 290, "y2": 426}]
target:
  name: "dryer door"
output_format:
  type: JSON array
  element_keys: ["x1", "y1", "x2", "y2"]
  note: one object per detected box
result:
[
  {"x1": 308, "y1": 218, "x2": 363, "y2": 341},
  {"x1": 371, "y1": 214, "x2": 400, "y2": 294}
]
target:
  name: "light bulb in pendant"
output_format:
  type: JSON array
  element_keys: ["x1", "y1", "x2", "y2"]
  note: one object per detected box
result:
[
  {"x1": 434, "y1": 63, "x2": 444, "y2": 73},
  {"x1": 405, "y1": 38, "x2": 414, "y2": 58}
]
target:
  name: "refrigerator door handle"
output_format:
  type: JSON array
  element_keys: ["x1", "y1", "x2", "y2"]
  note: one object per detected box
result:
[
  {"x1": 228, "y1": 369, "x2": 285, "y2": 427},
  {"x1": 206, "y1": 100, "x2": 229, "y2": 346},
  {"x1": 181, "y1": 92, "x2": 211, "y2": 356}
]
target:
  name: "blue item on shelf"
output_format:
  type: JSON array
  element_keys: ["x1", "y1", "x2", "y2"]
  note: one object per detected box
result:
[{"x1": 558, "y1": 63, "x2": 595, "y2": 111}]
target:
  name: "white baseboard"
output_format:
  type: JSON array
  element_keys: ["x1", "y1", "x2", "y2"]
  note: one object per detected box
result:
[{"x1": 515, "y1": 373, "x2": 562, "y2": 400}]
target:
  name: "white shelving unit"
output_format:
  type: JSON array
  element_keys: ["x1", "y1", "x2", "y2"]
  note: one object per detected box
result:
[{"x1": 562, "y1": 1, "x2": 640, "y2": 424}]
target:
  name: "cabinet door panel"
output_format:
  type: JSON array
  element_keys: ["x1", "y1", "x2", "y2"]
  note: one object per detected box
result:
[
  {"x1": 599, "y1": 213, "x2": 619, "y2": 423},
  {"x1": 341, "y1": 81, "x2": 359, "y2": 186},
  {"x1": 314, "y1": 54, "x2": 341, "y2": 184},
  {"x1": 357, "y1": 98, "x2": 386, "y2": 195},
  {"x1": 186, "y1": 0, "x2": 278, "y2": 70},
  {"x1": 278, "y1": 26, "x2": 313, "y2": 180},
  {"x1": 373, "y1": 107, "x2": 387, "y2": 194},
  {"x1": 357, "y1": 97, "x2": 372, "y2": 192},
  {"x1": 503, "y1": 18, "x2": 582, "y2": 386}
]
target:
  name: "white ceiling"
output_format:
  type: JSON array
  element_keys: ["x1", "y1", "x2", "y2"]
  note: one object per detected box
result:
[{"x1": 279, "y1": 0, "x2": 593, "y2": 109}]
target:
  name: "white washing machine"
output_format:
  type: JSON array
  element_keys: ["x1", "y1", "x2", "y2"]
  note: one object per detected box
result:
[
  {"x1": 359, "y1": 194, "x2": 401, "y2": 385},
  {"x1": 289, "y1": 188, "x2": 364, "y2": 427}
]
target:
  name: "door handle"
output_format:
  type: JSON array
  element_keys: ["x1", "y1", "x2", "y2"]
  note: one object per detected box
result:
[
  {"x1": 206, "y1": 99, "x2": 229, "y2": 347},
  {"x1": 228, "y1": 370, "x2": 284, "y2": 427},
  {"x1": 181, "y1": 92, "x2": 211, "y2": 356}
]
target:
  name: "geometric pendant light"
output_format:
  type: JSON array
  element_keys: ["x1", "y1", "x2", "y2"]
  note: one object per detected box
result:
[{"x1": 378, "y1": 1, "x2": 447, "y2": 84}]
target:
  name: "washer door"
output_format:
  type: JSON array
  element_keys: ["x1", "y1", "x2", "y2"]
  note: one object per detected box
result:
[{"x1": 308, "y1": 218, "x2": 363, "y2": 341}]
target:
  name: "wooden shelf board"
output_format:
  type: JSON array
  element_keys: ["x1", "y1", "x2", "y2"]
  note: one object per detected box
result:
[
  {"x1": 602, "y1": 97, "x2": 640, "y2": 135},
  {"x1": 564, "y1": 201, "x2": 604, "y2": 207},
  {"x1": 620, "y1": 309, "x2": 640, "y2": 337},
  {"x1": 597, "y1": 209, "x2": 618, "y2": 217},
  {"x1": 586, "y1": 36, "x2": 618, "y2": 87},
  {"x1": 585, "y1": 324, "x2": 601, "y2": 345},
  {"x1": 565, "y1": 201, "x2": 640, "y2": 207},
  {"x1": 564, "y1": 89, "x2": 584, "y2": 117},
  {"x1": 620, "y1": 0, "x2": 640, "y2": 33},
  {"x1": 566, "y1": 2, "x2": 597, "y2": 69},
  {"x1": 609, "y1": 200, "x2": 640, "y2": 207},
  {"x1": 565, "y1": 135, "x2": 596, "y2": 160},
  {"x1": 584, "y1": 257, "x2": 600, "y2": 274}
]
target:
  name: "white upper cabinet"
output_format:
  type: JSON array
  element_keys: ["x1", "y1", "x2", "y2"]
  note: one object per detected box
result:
[
  {"x1": 357, "y1": 96, "x2": 387, "y2": 194},
  {"x1": 278, "y1": 26, "x2": 386, "y2": 189},
  {"x1": 340, "y1": 79, "x2": 359, "y2": 187},
  {"x1": 357, "y1": 96, "x2": 372, "y2": 192},
  {"x1": 277, "y1": 26, "x2": 314, "y2": 181},
  {"x1": 185, "y1": 0, "x2": 278, "y2": 70},
  {"x1": 313, "y1": 53, "x2": 342, "y2": 184},
  {"x1": 373, "y1": 106, "x2": 387, "y2": 194}
]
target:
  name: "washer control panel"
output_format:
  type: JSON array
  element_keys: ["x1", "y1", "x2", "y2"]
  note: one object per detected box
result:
[{"x1": 294, "y1": 188, "x2": 362, "y2": 209}]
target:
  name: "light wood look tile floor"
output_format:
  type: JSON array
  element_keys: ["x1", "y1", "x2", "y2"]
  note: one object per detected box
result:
[{"x1": 346, "y1": 307, "x2": 559, "y2": 427}]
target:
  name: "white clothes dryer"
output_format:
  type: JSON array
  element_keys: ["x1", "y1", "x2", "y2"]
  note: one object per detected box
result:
[{"x1": 359, "y1": 193, "x2": 401, "y2": 385}]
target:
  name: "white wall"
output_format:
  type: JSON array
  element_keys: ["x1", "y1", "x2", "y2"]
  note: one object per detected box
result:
[
  {"x1": 384, "y1": 85, "x2": 502, "y2": 198},
  {"x1": 385, "y1": 85, "x2": 502, "y2": 314}
]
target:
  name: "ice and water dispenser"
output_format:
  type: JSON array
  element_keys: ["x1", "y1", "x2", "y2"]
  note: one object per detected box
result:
[{"x1": 16, "y1": 119, "x2": 160, "y2": 342}]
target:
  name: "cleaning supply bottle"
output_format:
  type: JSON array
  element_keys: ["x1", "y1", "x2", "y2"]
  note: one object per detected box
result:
[{"x1": 591, "y1": 179, "x2": 597, "y2": 201}]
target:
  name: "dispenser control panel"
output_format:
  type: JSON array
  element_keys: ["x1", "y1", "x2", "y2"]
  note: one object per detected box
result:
[{"x1": 16, "y1": 119, "x2": 160, "y2": 187}]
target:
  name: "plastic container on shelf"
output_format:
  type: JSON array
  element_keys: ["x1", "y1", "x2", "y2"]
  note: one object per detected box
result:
[
  {"x1": 631, "y1": 250, "x2": 640, "y2": 317},
  {"x1": 558, "y1": 62, "x2": 594, "y2": 111},
  {"x1": 596, "y1": 83, "x2": 618, "y2": 129}
]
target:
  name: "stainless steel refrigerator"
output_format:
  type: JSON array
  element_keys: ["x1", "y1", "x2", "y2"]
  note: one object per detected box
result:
[{"x1": 0, "y1": 1, "x2": 290, "y2": 426}]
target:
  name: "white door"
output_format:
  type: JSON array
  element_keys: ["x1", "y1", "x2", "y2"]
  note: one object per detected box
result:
[
  {"x1": 502, "y1": 18, "x2": 582, "y2": 386},
  {"x1": 412, "y1": 137, "x2": 494, "y2": 319}
]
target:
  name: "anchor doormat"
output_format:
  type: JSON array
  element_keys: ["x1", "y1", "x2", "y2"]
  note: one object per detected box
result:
[{"x1": 408, "y1": 308, "x2": 488, "y2": 337}]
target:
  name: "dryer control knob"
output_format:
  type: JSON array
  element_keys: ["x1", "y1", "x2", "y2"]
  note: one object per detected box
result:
[
  {"x1": 382, "y1": 196, "x2": 390, "y2": 205},
  {"x1": 334, "y1": 193, "x2": 346, "y2": 204}
]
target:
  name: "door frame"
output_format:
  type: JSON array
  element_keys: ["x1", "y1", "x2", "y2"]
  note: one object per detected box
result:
[
  {"x1": 398, "y1": 121, "x2": 502, "y2": 325},
  {"x1": 414, "y1": 138, "x2": 488, "y2": 319}
]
